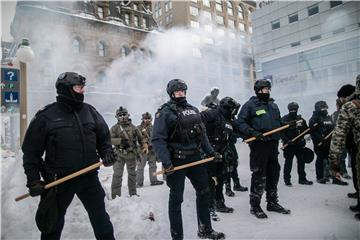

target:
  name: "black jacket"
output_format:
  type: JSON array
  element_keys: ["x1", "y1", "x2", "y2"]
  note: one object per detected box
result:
[
  {"x1": 22, "y1": 102, "x2": 112, "y2": 183},
  {"x1": 309, "y1": 111, "x2": 334, "y2": 158},
  {"x1": 281, "y1": 114, "x2": 308, "y2": 147},
  {"x1": 235, "y1": 96, "x2": 282, "y2": 141},
  {"x1": 152, "y1": 100, "x2": 214, "y2": 168}
]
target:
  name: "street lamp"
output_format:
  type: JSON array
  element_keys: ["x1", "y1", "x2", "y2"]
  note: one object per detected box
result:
[{"x1": 15, "y1": 38, "x2": 34, "y2": 145}]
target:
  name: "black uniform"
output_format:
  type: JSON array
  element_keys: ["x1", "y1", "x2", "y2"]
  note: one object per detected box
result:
[
  {"x1": 152, "y1": 100, "x2": 215, "y2": 240},
  {"x1": 309, "y1": 106, "x2": 334, "y2": 182},
  {"x1": 22, "y1": 72, "x2": 114, "y2": 239},
  {"x1": 281, "y1": 113, "x2": 309, "y2": 184}
]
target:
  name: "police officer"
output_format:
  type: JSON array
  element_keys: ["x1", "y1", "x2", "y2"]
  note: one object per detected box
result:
[
  {"x1": 110, "y1": 107, "x2": 148, "y2": 198},
  {"x1": 152, "y1": 79, "x2": 225, "y2": 240},
  {"x1": 201, "y1": 97, "x2": 240, "y2": 216},
  {"x1": 235, "y1": 78, "x2": 291, "y2": 219},
  {"x1": 22, "y1": 72, "x2": 115, "y2": 239},
  {"x1": 136, "y1": 112, "x2": 164, "y2": 187},
  {"x1": 309, "y1": 101, "x2": 347, "y2": 185},
  {"x1": 281, "y1": 102, "x2": 313, "y2": 186}
]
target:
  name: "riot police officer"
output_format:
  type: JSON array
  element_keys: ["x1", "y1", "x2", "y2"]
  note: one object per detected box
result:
[
  {"x1": 152, "y1": 79, "x2": 225, "y2": 240},
  {"x1": 22, "y1": 72, "x2": 115, "y2": 239},
  {"x1": 235, "y1": 78, "x2": 291, "y2": 219},
  {"x1": 281, "y1": 102, "x2": 313, "y2": 186}
]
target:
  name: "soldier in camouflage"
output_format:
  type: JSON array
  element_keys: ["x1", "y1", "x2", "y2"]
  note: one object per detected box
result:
[
  {"x1": 136, "y1": 112, "x2": 164, "y2": 187},
  {"x1": 110, "y1": 107, "x2": 148, "y2": 198},
  {"x1": 329, "y1": 74, "x2": 360, "y2": 221}
]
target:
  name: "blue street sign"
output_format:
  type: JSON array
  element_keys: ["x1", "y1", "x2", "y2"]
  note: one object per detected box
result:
[
  {"x1": 2, "y1": 68, "x2": 19, "y2": 81},
  {"x1": 4, "y1": 92, "x2": 19, "y2": 104}
]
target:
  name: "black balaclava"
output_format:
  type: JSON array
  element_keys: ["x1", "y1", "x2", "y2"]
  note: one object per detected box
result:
[
  {"x1": 256, "y1": 91, "x2": 270, "y2": 102},
  {"x1": 56, "y1": 84, "x2": 84, "y2": 110}
]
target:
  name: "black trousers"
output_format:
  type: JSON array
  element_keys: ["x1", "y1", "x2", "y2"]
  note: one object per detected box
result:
[
  {"x1": 41, "y1": 172, "x2": 114, "y2": 240},
  {"x1": 349, "y1": 147, "x2": 359, "y2": 193},
  {"x1": 249, "y1": 140, "x2": 280, "y2": 206},
  {"x1": 166, "y1": 154, "x2": 212, "y2": 240},
  {"x1": 283, "y1": 145, "x2": 307, "y2": 182}
]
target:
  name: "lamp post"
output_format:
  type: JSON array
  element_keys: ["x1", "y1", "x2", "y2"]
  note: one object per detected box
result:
[{"x1": 15, "y1": 38, "x2": 34, "y2": 145}]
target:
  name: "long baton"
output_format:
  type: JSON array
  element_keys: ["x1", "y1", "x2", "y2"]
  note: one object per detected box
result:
[
  {"x1": 317, "y1": 130, "x2": 334, "y2": 147},
  {"x1": 15, "y1": 162, "x2": 103, "y2": 202},
  {"x1": 153, "y1": 157, "x2": 214, "y2": 176},
  {"x1": 281, "y1": 123, "x2": 318, "y2": 149},
  {"x1": 244, "y1": 120, "x2": 303, "y2": 143}
]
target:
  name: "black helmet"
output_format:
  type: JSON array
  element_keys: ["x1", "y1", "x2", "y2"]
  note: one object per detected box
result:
[
  {"x1": 142, "y1": 112, "x2": 152, "y2": 120},
  {"x1": 116, "y1": 106, "x2": 128, "y2": 117},
  {"x1": 166, "y1": 79, "x2": 187, "y2": 96},
  {"x1": 254, "y1": 79, "x2": 271, "y2": 92},
  {"x1": 55, "y1": 72, "x2": 86, "y2": 89},
  {"x1": 314, "y1": 101, "x2": 328, "y2": 112},
  {"x1": 337, "y1": 84, "x2": 355, "y2": 98},
  {"x1": 288, "y1": 102, "x2": 299, "y2": 111},
  {"x1": 220, "y1": 97, "x2": 240, "y2": 112}
]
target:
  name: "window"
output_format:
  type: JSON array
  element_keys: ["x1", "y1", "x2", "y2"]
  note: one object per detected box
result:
[
  {"x1": 203, "y1": 0, "x2": 210, "y2": 8},
  {"x1": 291, "y1": 41, "x2": 300, "y2": 47},
  {"x1": 288, "y1": 12, "x2": 298, "y2": 23},
  {"x1": 308, "y1": 4, "x2": 319, "y2": 16},
  {"x1": 271, "y1": 19, "x2": 280, "y2": 30},
  {"x1": 238, "y1": 4, "x2": 244, "y2": 19},
  {"x1": 204, "y1": 24, "x2": 212, "y2": 32},
  {"x1": 203, "y1": 11, "x2": 212, "y2": 20},
  {"x1": 134, "y1": 16, "x2": 139, "y2": 27},
  {"x1": 133, "y1": 3, "x2": 138, "y2": 11},
  {"x1": 248, "y1": 25, "x2": 253, "y2": 34},
  {"x1": 216, "y1": 15, "x2": 224, "y2": 25},
  {"x1": 216, "y1": 0, "x2": 223, "y2": 12},
  {"x1": 190, "y1": 6, "x2": 199, "y2": 16},
  {"x1": 330, "y1": 1, "x2": 342, "y2": 8},
  {"x1": 228, "y1": 19, "x2": 235, "y2": 29},
  {"x1": 124, "y1": 13, "x2": 130, "y2": 24},
  {"x1": 97, "y1": 6, "x2": 104, "y2": 18},
  {"x1": 165, "y1": 0, "x2": 172, "y2": 12},
  {"x1": 98, "y1": 41, "x2": 106, "y2": 57},
  {"x1": 120, "y1": 45, "x2": 130, "y2": 57},
  {"x1": 158, "y1": 8, "x2": 162, "y2": 17},
  {"x1": 190, "y1": 20, "x2": 199, "y2": 28},
  {"x1": 310, "y1": 35, "x2": 321, "y2": 41},
  {"x1": 97, "y1": 71, "x2": 107, "y2": 82},
  {"x1": 192, "y1": 48, "x2": 202, "y2": 58},
  {"x1": 227, "y1": 1, "x2": 234, "y2": 16},
  {"x1": 142, "y1": 18, "x2": 148, "y2": 28},
  {"x1": 165, "y1": 13, "x2": 173, "y2": 23},
  {"x1": 72, "y1": 38, "x2": 80, "y2": 54},
  {"x1": 239, "y1": 22, "x2": 245, "y2": 32}
]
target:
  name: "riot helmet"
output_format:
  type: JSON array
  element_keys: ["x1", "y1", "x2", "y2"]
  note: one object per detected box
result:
[
  {"x1": 166, "y1": 79, "x2": 187, "y2": 97},
  {"x1": 219, "y1": 97, "x2": 240, "y2": 120},
  {"x1": 55, "y1": 72, "x2": 86, "y2": 106}
]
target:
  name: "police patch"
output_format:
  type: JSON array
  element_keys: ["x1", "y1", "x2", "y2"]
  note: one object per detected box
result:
[{"x1": 256, "y1": 109, "x2": 266, "y2": 116}]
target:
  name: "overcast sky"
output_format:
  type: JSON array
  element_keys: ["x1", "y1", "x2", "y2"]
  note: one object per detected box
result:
[{"x1": 1, "y1": 1, "x2": 16, "y2": 42}]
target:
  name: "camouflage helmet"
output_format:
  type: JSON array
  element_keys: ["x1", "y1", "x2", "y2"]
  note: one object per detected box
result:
[
  {"x1": 116, "y1": 106, "x2": 128, "y2": 117},
  {"x1": 287, "y1": 102, "x2": 299, "y2": 111},
  {"x1": 142, "y1": 112, "x2": 152, "y2": 120},
  {"x1": 314, "y1": 101, "x2": 328, "y2": 112},
  {"x1": 55, "y1": 72, "x2": 86, "y2": 89},
  {"x1": 166, "y1": 79, "x2": 187, "y2": 96},
  {"x1": 254, "y1": 79, "x2": 271, "y2": 92}
]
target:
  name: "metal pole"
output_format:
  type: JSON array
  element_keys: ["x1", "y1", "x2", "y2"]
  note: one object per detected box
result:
[{"x1": 19, "y1": 61, "x2": 27, "y2": 145}]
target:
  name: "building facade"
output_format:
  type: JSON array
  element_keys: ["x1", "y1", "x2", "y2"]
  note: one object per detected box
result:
[{"x1": 252, "y1": 1, "x2": 360, "y2": 115}]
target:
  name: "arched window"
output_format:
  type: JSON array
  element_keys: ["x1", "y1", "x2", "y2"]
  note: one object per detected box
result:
[
  {"x1": 227, "y1": 1, "x2": 233, "y2": 16},
  {"x1": 238, "y1": 4, "x2": 244, "y2": 19},
  {"x1": 98, "y1": 41, "x2": 106, "y2": 57},
  {"x1": 72, "y1": 38, "x2": 81, "y2": 54},
  {"x1": 120, "y1": 45, "x2": 130, "y2": 57},
  {"x1": 97, "y1": 70, "x2": 107, "y2": 82}
]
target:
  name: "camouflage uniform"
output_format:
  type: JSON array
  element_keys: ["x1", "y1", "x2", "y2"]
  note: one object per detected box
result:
[
  {"x1": 136, "y1": 118, "x2": 162, "y2": 186},
  {"x1": 329, "y1": 75, "x2": 360, "y2": 202},
  {"x1": 110, "y1": 111, "x2": 146, "y2": 198}
]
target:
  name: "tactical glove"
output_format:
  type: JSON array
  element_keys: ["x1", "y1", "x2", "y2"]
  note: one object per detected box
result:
[
  {"x1": 163, "y1": 164, "x2": 175, "y2": 176},
  {"x1": 253, "y1": 131, "x2": 265, "y2": 140},
  {"x1": 27, "y1": 180, "x2": 46, "y2": 197},
  {"x1": 102, "y1": 151, "x2": 116, "y2": 167},
  {"x1": 287, "y1": 120, "x2": 297, "y2": 128},
  {"x1": 208, "y1": 152, "x2": 222, "y2": 163}
]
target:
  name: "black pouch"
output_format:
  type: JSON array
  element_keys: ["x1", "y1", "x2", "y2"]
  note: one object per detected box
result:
[{"x1": 35, "y1": 188, "x2": 59, "y2": 234}]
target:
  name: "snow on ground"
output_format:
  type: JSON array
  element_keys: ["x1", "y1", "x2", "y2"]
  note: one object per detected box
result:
[{"x1": 1, "y1": 143, "x2": 359, "y2": 239}]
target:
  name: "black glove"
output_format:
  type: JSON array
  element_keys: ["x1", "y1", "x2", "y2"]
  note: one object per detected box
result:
[
  {"x1": 163, "y1": 164, "x2": 175, "y2": 176},
  {"x1": 27, "y1": 180, "x2": 46, "y2": 197},
  {"x1": 288, "y1": 120, "x2": 297, "y2": 128},
  {"x1": 253, "y1": 131, "x2": 265, "y2": 140},
  {"x1": 121, "y1": 139, "x2": 130, "y2": 149},
  {"x1": 102, "y1": 151, "x2": 116, "y2": 167},
  {"x1": 208, "y1": 151, "x2": 222, "y2": 163}
]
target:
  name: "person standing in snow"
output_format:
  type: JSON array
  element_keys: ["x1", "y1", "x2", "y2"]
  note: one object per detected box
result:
[
  {"x1": 22, "y1": 72, "x2": 115, "y2": 239},
  {"x1": 152, "y1": 79, "x2": 225, "y2": 239}
]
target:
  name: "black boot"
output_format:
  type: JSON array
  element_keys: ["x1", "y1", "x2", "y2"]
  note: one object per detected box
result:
[
  {"x1": 215, "y1": 201, "x2": 234, "y2": 213},
  {"x1": 299, "y1": 179, "x2": 313, "y2": 185},
  {"x1": 225, "y1": 183, "x2": 235, "y2": 197},
  {"x1": 316, "y1": 178, "x2": 327, "y2": 184},
  {"x1": 198, "y1": 229, "x2": 225, "y2": 240},
  {"x1": 347, "y1": 192, "x2": 358, "y2": 199},
  {"x1": 267, "y1": 202, "x2": 291, "y2": 214},
  {"x1": 332, "y1": 177, "x2": 348, "y2": 186},
  {"x1": 355, "y1": 213, "x2": 360, "y2": 221},
  {"x1": 233, "y1": 179, "x2": 248, "y2": 192},
  {"x1": 250, "y1": 205, "x2": 267, "y2": 219},
  {"x1": 150, "y1": 180, "x2": 164, "y2": 186}
]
